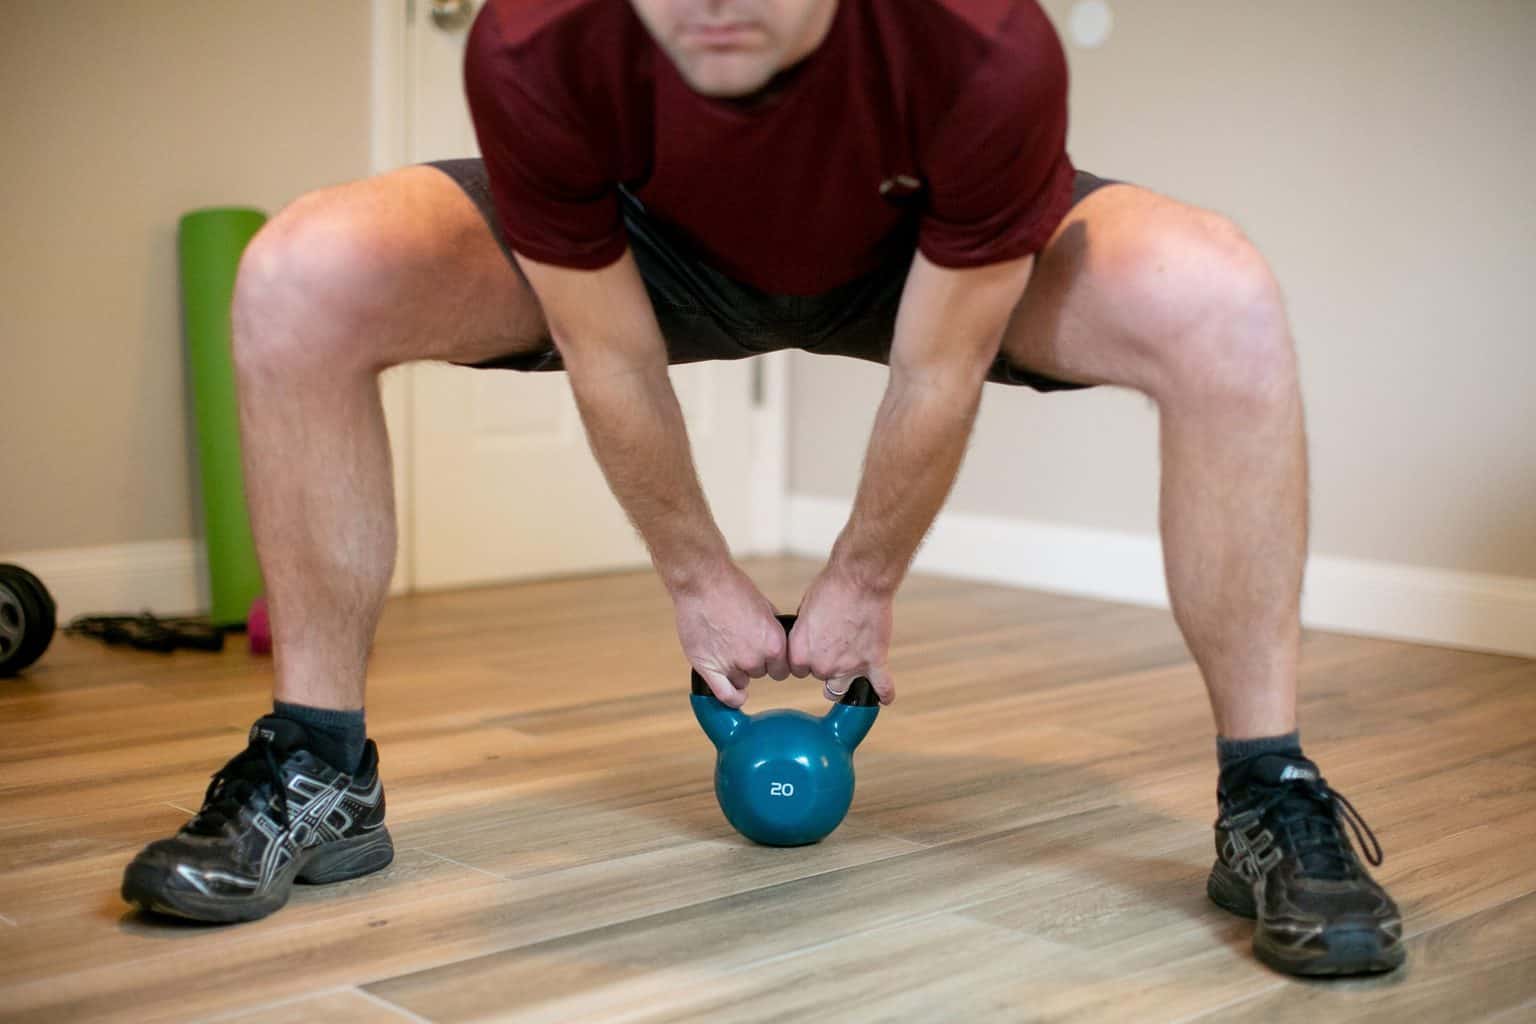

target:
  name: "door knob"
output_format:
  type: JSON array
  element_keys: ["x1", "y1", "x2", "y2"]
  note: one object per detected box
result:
[{"x1": 430, "y1": 0, "x2": 477, "y2": 31}]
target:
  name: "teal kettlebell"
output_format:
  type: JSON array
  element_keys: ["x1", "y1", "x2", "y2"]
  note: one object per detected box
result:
[{"x1": 690, "y1": 614, "x2": 880, "y2": 846}]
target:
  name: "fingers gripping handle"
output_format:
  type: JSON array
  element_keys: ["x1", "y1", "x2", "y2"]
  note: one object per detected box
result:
[
  {"x1": 687, "y1": 613, "x2": 879, "y2": 707},
  {"x1": 780, "y1": 612, "x2": 881, "y2": 707}
]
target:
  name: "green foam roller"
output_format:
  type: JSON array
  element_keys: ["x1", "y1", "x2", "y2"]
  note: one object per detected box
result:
[{"x1": 179, "y1": 207, "x2": 267, "y2": 627}]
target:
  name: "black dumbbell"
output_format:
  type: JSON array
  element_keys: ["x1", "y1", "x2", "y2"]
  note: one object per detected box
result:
[{"x1": 0, "y1": 564, "x2": 56, "y2": 677}]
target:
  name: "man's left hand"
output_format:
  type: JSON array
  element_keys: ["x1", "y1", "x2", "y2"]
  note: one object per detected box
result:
[{"x1": 789, "y1": 566, "x2": 896, "y2": 704}]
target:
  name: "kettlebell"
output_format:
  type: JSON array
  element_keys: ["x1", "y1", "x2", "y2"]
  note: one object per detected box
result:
[{"x1": 690, "y1": 613, "x2": 880, "y2": 846}]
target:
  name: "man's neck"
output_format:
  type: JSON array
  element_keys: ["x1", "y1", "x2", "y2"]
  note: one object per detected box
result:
[{"x1": 721, "y1": 0, "x2": 838, "y2": 111}]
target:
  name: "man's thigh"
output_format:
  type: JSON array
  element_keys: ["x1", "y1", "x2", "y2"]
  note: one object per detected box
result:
[
  {"x1": 998, "y1": 180, "x2": 1257, "y2": 393},
  {"x1": 432, "y1": 157, "x2": 1162, "y2": 391},
  {"x1": 440, "y1": 157, "x2": 1127, "y2": 385},
  {"x1": 316, "y1": 161, "x2": 550, "y2": 368}
]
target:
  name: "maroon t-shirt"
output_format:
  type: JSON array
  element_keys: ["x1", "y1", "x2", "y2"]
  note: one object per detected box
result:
[{"x1": 465, "y1": 0, "x2": 1074, "y2": 296}]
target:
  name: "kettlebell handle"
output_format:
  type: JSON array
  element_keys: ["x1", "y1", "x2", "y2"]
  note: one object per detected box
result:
[{"x1": 688, "y1": 613, "x2": 880, "y2": 707}]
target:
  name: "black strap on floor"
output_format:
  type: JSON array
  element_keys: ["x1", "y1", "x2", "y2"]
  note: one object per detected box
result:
[{"x1": 65, "y1": 614, "x2": 225, "y2": 654}]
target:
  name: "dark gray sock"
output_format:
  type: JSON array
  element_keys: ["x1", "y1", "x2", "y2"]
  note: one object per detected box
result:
[
  {"x1": 272, "y1": 701, "x2": 367, "y2": 774},
  {"x1": 1216, "y1": 730, "x2": 1303, "y2": 772}
]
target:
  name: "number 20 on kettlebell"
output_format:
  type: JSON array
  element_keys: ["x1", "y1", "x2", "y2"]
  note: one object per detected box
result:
[{"x1": 690, "y1": 614, "x2": 880, "y2": 847}]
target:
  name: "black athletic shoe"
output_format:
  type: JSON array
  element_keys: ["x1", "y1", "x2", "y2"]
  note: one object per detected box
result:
[
  {"x1": 1207, "y1": 753, "x2": 1404, "y2": 976},
  {"x1": 122, "y1": 715, "x2": 393, "y2": 922}
]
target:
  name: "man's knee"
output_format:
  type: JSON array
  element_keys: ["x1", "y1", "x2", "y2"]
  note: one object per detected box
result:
[
  {"x1": 232, "y1": 184, "x2": 397, "y2": 378},
  {"x1": 1112, "y1": 209, "x2": 1294, "y2": 406}
]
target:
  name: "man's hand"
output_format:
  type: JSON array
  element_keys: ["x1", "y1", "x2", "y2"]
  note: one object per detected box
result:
[
  {"x1": 673, "y1": 563, "x2": 790, "y2": 708},
  {"x1": 789, "y1": 565, "x2": 896, "y2": 705}
]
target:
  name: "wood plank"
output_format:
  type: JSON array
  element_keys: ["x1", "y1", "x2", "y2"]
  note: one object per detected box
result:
[
  {"x1": 0, "y1": 833, "x2": 925, "y2": 1020},
  {"x1": 204, "y1": 988, "x2": 423, "y2": 1024}
]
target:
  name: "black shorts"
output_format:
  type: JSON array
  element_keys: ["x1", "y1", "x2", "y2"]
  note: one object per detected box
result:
[{"x1": 429, "y1": 158, "x2": 1121, "y2": 391}]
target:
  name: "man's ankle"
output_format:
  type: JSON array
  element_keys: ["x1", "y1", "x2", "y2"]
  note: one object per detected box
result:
[
  {"x1": 1216, "y1": 730, "x2": 1303, "y2": 772},
  {"x1": 272, "y1": 701, "x2": 367, "y2": 774}
]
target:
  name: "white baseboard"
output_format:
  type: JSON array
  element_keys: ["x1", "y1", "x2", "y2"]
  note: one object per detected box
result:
[
  {"x1": 0, "y1": 540, "x2": 206, "y2": 622},
  {"x1": 15, "y1": 512, "x2": 1533, "y2": 659},
  {"x1": 786, "y1": 495, "x2": 1536, "y2": 659}
]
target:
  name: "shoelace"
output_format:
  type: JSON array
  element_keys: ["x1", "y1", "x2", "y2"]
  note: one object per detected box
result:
[
  {"x1": 187, "y1": 738, "x2": 290, "y2": 836},
  {"x1": 1223, "y1": 776, "x2": 1383, "y2": 879}
]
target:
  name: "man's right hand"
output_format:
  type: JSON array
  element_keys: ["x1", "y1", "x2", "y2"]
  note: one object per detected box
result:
[{"x1": 672, "y1": 563, "x2": 790, "y2": 708}]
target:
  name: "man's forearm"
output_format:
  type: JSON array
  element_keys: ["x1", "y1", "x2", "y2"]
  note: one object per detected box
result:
[
  {"x1": 830, "y1": 375, "x2": 985, "y2": 593},
  {"x1": 567, "y1": 360, "x2": 730, "y2": 593}
]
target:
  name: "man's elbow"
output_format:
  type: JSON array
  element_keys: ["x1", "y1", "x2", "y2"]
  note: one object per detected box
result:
[
  {"x1": 887, "y1": 355, "x2": 993, "y2": 405},
  {"x1": 889, "y1": 335, "x2": 1000, "y2": 396},
  {"x1": 554, "y1": 327, "x2": 668, "y2": 384}
]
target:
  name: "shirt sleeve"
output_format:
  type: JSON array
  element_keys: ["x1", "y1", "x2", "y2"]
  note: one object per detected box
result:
[
  {"x1": 918, "y1": 3, "x2": 1076, "y2": 268},
  {"x1": 463, "y1": 9, "x2": 627, "y2": 270}
]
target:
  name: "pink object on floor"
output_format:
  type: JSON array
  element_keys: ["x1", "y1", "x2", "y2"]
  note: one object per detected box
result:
[{"x1": 248, "y1": 596, "x2": 271, "y2": 655}]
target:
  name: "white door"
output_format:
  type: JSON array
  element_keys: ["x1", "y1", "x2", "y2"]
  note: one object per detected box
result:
[{"x1": 385, "y1": 0, "x2": 782, "y2": 590}]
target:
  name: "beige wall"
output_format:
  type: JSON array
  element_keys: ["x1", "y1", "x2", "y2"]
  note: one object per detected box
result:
[
  {"x1": 0, "y1": 1, "x2": 371, "y2": 552},
  {"x1": 791, "y1": 0, "x2": 1536, "y2": 579}
]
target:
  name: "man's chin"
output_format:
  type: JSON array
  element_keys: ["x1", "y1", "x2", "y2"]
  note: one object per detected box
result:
[{"x1": 677, "y1": 56, "x2": 778, "y2": 100}]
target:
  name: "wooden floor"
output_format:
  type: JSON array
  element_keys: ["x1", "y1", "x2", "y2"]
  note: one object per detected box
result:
[{"x1": 2, "y1": 558, "x2": 1534, "y2": 1023}]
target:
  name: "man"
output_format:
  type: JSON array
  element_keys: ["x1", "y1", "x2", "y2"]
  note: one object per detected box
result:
[{"x1": 122, "y1": 0, "x2": 1403, "y2": 977}]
